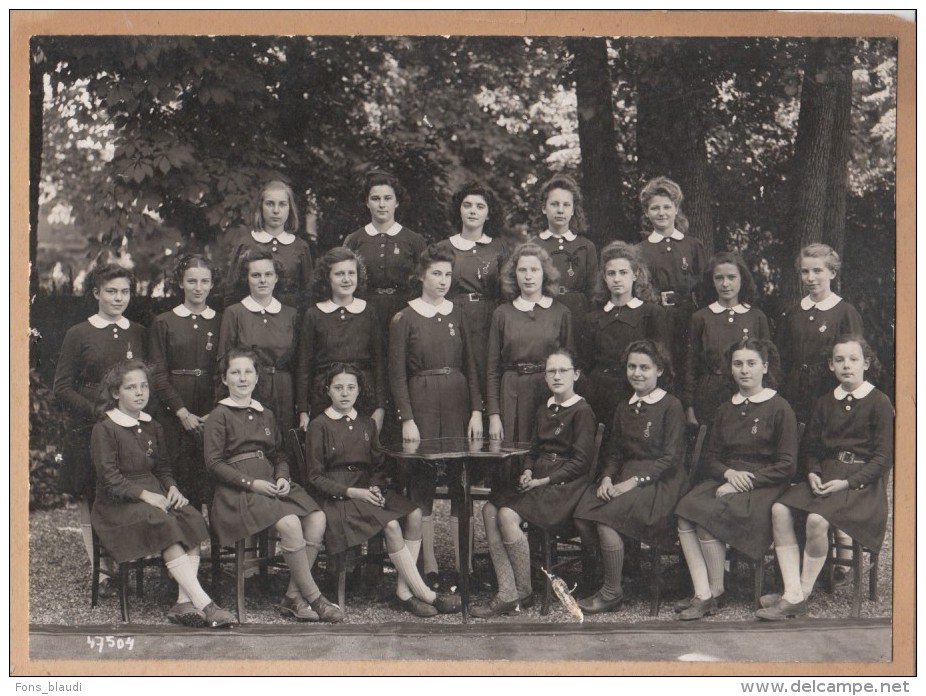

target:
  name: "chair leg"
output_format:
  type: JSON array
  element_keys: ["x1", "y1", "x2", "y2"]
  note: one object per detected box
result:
[
  {"x1": 91, "y1": 532, "x2": 100, "y2": 608},
  {"x1": 210, "y1": 527, "x2": 222, "y2": 598},
  {"x1": 650, "y1": 546, "x2": 661, "y2": 617},
  {"x1": 541, "y1": 530, "x2": 553, "y2": 616},
  {"x1": 235, "y1": 539, "x2": 247, "y2": 624},
  {"x1": 119, "y1": 563, "x2": 131, "y2": 623},
  {"x1": 869, "y1": 552, "x2": 879, "y2": 602},
  {"x1": 851, "y1": 541, "x2": 864, "y2": 618},
  {"x1": 335, "y1": 552, "x2": 348, "y2": 612},
  {"x1": 135, "y1": 560, "x2": 145, "y2": 598},
  {"x1": 754, "y1": 556, "x2": 765, "y2": 610}
]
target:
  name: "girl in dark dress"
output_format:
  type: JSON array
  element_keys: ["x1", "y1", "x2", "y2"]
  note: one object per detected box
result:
[
  {"x1": 204, "y1": 348, "x2": 343, "y2": 623},
  {"x1": 296, "y1": 247, "x2": 386, "y2": 433},
  {"x1": 148, "y1": 255, "x2": 222, "y2": 508},
  {"x1": 674, "y1": 338, "x2": 797, "y2": 620},
  {"x1": 91, "y1": 360, "x2": 235, "y2": 627},
  {"x1": 54, "y1": 264, "x2": 148, "y2": 583},
  {"x1": 224, "y1": 180, "x2": 314, "y2": 311},
  {"x1": 757, "y1": 335, "x2": 893, "y2": 620},
  {"x1": 582, "y1": 241, "x2": 669, "y2": 432},
  {"x1": 306, "y1": 363, "x2": 461, "y2": 618},
  {"x1": 573, "y1": 340, "x2": 687, "y2": 614},
  {"x1": 472, "y1": 349, "x2": 596, "y2": 618},
  {"x1": 684, "y1": 252, "x2": 771, "y2": 429}
]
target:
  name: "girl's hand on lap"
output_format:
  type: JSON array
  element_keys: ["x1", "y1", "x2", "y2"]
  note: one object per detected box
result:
[
  {"x1": 724, "y1": 469, "x2": 755, "y2": 492},
  {"x1": 140, "y1": 490, "x2": 170, "y2": 512},
  {"x1": 348, "y1": 487, "x2": 382, "y2": 506},
  {"x1": 166, "y1": 486, "x2": 188, "y2": 509},
  {"x1": 715, "y1": 482, "x2": 738, "y2": 498},
  {"x1": 808, "y1": 473, "x2": 825, "y2": 496},
  {"x1": 816, "y1": 478, "x2": 849, "y2": 496},
  {"x1": 275, "y1": 478, "x2": 291, "y2": 496},
  {"x1": 596, "y1": 477, "x2": 612, "y2": 501},
  {"x1": 251, "y1": 480, "x2": 278, "y2": 497}
]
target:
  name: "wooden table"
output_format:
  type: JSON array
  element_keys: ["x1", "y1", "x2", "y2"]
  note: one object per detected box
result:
[{"x1": 379, "y1": 437, "x2": 532, "y2": 622}]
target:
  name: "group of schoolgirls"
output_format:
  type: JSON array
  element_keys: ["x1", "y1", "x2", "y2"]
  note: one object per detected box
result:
[{"x1": 53, "y1": 171, "x2": 892, "y2": 627}]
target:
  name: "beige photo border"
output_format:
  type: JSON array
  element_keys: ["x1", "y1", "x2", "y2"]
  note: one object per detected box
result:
[{"x1": 10, "y1": 9, "x2": 915, "y2": 676}]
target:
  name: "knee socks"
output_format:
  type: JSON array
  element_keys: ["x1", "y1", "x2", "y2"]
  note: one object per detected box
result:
[
  {"x1": 698, "y1": 537, "x2": 727, "y2": 598},
  {"x1": 599, "y1": 543, "x2": 624, "y2": 601},
  {"x1": 176, "y1": 553, "x2": 201, "y2": 604},
  {"x1": 390, "y1": 540, "x2": 436, "y2": 603},
  {"x1": 504, "y1": 531, "x2": 532, "y2": 600},
  {"x1": 395, "y1": 538, "x2": 422, "y2": 601},
  {"x1": 775, "y1": 543, "x2": 803, "y2": 603},
  {"x1": 165, "y1": 555, "x2": 211, "y2": 611},
  {"x1": 678, "y1": 526, "x2": 711, "y2": 600},
  {"x1": 281, "y1": 542, "x2": 321, "y2": 603},
  {"x1": 800, "y1": 551, "x2": 828, "y2": 598},
  {"x1": 487, "y1": 535, "x2": 518, "y2": 603}
]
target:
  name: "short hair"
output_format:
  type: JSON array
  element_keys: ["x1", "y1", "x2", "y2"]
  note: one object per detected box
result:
[
  {"x1": 410, "y1": 244, "x2": 455, "y2": 295},
  {"x1": 220, "y1": 346, "x2": 261, "y2": 375},
  {"x1": 545, "y1": 347, "x2": 578, "y2": 370},
  {"x1": 450, "y1": 180, "x2": 504, "y2": 238},
  {"x1": 359, "y1": 169, "x2": 406, "y2": 207},
  {"x1": 499, "y1": 242, "x2": 560, "y2": 300},
  {"x1": 593, "y1": 241, "x2": 657, "y2": 305},
  {"x1": 639, "y1": 176, "x2": 689, "y2": 234},
  {"x1": 171, "y1": 253, "x2": 219, "y2": 298},
  {"x1": 235, "y1": 249, "x2": 285, "y2": 300},
  {"x1": 311, "y1": 246, "x2": 368, "y2": 301},
  {"x1": 829, "y1": 333, "x2": 882, "y2": 382},
  {"x1": 797, "y1": 243, "x2": 841, "y2": 275},
  {"x1": 539, "y1": 174, "x2": 588, "y2": 234},
  {"x1": 621, "y1": 338, "x2": 674, "y2": 392},
  {"x1": 98, "y1": 359, "x2": 150, "y2": 416},
  {"x1": 86, "y1": 263, "x2": 135, "y2": 299},
  {"x1": 722, "y1": 337, "x2": 782, "y2": 391},
  {"x1": 254, "y1": 180, "x2": 300, "y2": 234},
  {"x1": 320, "y1": 362, "x2": 372, "y2": 416},
  {"x1": 704, "y1": 251, "x2": 758, "y2": 306}
]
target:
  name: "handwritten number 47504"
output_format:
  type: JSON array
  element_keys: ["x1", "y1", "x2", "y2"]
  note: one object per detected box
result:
[{"x1": 86, "y1": 636, "x2": 135, "y2": 653}]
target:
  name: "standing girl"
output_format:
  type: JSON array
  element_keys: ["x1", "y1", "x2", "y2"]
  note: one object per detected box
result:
[
  {"x1": 91, "y1": 360, "x2": 235, "y2": 627},
  {"x1": 637, "y1": 177, "x2": 706, "y2": 378},
  {"x1": 573, "y1": 339, "x2": 687, "y2": 613},
  {"x1": 306, "y1": 364, "x2": 462, "y2": 618},
  {"x1": 777, "y1": 244, "x2": 864, "y2": 427},
  {"x1": 684, "y1": 252, "x2": 771, "y2": 428},
  {"x1": 295, "y1": 247, "x2": 386, "y2": 433},
  {"x1": 673, "y1": 338, "x2": 797, "y2": 620},
  {"x1": 204, "y1": 348, "x2": 343, "y2": 623},
  {"x1": 582, "y1": 241, "x2": 669, "y2": 431},
  {"x1": 472, "y1": 349, "x2": 596, "y2": 618},
  {"x1": 54, "y1": 264, "x2": 148, "y2": 582},
  {"x1": 148, "y1": 254, "x2": 222, "y2": 508},
  {"x1": 225, "y1": 180, "x2": 314, "y2": 311},
  {"x1": 756, "y1": 335, "x2": 893, "y2": 620}
]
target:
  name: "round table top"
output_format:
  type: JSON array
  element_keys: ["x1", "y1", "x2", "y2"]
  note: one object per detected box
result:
[{"x1": 379, "y1": 437, "x2": 532, "y2": 461}]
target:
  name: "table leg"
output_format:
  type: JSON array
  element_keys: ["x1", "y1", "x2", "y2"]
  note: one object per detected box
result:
[{"x1": 459, "y1": 459, "x2": 471, "y2": 623}]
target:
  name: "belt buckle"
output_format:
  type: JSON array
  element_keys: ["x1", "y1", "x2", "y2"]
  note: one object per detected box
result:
[
  {"x1": 661, "y1": 291, "x2": 677, "y2": 307},
  {"x1": 558, "y1": 286, "x2": 567, "y2": 295},
  {"x1": 256, "y1": 450, "x2": 264, "y2": 459},
  {"x1": 468, "y1": 292, "x2": 481, "y2": 302},
  {"x1": 193, "y1": 369, "x2": 202, "y2": 377},
  {"x1": 837, "y1": 451, "x2": 854, "y2": 465}
]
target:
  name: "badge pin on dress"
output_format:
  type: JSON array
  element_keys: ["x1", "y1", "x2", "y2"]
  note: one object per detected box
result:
[
  {"x1": 751, "y1": 418, "x2": 759, "y2": 435},
  {"x1": 265, "y1": 427, "x2": 272, "y2": 436},
  {"x1": 644, "y1": 421, "x2": 652, "y2": 439},
  {"x1": 681, "y1": 256, "x2": 689, "y2": 270},
  {"x1": 448, "y1": 322, "x2": 455, "y2": 336},
  {"x1": 206, "y1": 332, "x2": 214, "y2": 351}
]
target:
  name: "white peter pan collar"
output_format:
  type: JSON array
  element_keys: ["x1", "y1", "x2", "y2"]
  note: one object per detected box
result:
[
  {"x1": 648, "y1": 229, "x2": 685, "y2": 243},
  {"x1": 604, "y1": 297, "x2": 643, "y2": 312},
  {"x1": 89, "y1": 315, "x2": 130, "y2": 330},
  {"x1": 218, "y1": 398, "x2": 264, "y2": 412},
  {"x1": 316, "y1": 298, "x2": 367, "y2": 314},
  {"x1": 539, "y1": 229, "x2": 577, "y2": 242},
  {"x1": 173, "y1": 305, "x2": 217, "y2": 319},
  {"x1": 106, "y1": 409, "x2": 152, "y2": 427},
  {"x1": 629, "y1": 388, "x2": 667, "y2": 405},
  {"x1": 732, "y1": 388, "x2": 776, "y2": 405},
  {"x1": 252, "y1": 229, "x2": 295, "y2": 245},
  {"x1": 408, "y1": 298, "x2": 454, "y2": 317},
  {"x1": 513, "y1": 295, "x2": 553, "y2": 311},
  {"x1": 709, "y1": 302, "x2": 750, "y2": 314},
  {"x1": 364, "y1": 222, "x2": 402, "y2": 237},
  {"x1": 800, "y1": 293, "x2": 842, "y2": 311},
  {"x1": 241, "y1": 296, "x2": 282, "y2": 314},
  {"x1": 325, "y1": 407, "x2": 359, "y2": 421},
  {"x1": 834, "y1": 382, "x2": 875, "y2": 400},
  {"x1": 547, "y1": 394, "x2": 583, "y2": 408},
  {"x1": 449, "y1": 234, "x2": 492, "y2": 250}
]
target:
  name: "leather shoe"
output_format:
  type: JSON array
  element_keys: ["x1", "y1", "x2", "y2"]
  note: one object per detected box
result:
[
  {"x1": 424, "y1": 571, "x2": 441, "y2": 591},
  {"x1": 470, "y1": 595, "x2": 521, "y2": 619},
  {"x1": 832, "y1": 567, "x2": 850, "y2": 590},
  {"x1": 167, "y1": 601, "x2": 206, "y2": 627},
  {"x1": 202, "y1": 602, "x2": 237, "y2": 628},
  {"x1": 518, "y1": 593, "x2": 535, "y2": 610},
  {"x1": 674, "y1": 592, "x2": 724, "y2": 613},
  {"x1": 679, "y1": 596, "x2": 717, "y2": 621},
  {"x1": 400, "y1": 595, "x2": 438, "y2": 618},
  {"x1": 756, "y1": 597, "x2": 808, "y2": 621},
  {"x1": 97, "y1": 575, "x2": 119, "y2": 599},
  {"x1": 311, "y1": 595, "x2": 345, "y2": 623},
  {"x1": 758, "y1": 593, "x2": 782, "y2": 609},
  {"x1": 279, "y1": 595, "x2": 320, "y2": 622},
  {"x1": 577, "y1": 591, "x2": 624, "y2": 615},
  {"x1": 433, "y1": 593, "x2": 462, "y2": 614}
]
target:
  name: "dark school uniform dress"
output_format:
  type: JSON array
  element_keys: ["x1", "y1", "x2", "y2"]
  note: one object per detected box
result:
[
  {"x1": 684, "y1": 302, "x2": 771, "y2": 427},
  {"x1": 492, "y1": 395, "x2": 596, "y2": 530},
  {"x1": 776, "y1": 383, "x2": 893, "y2": 551},
  {"x1": 675, "y1": 388, "x2": 798, "y2": 560},
  {"x1": 90, "y1": 410, "x2": 208, "y2": 563},
  {"x1": 487, "y1": 296, "x2": 574, "y2": 444},
  {"x1": 574, "y1": 389, "x2": 687, "y2": 545},
  {"x1": 306, "y1": 408, "x2": 417, "y2": 554},
  {"x1": 581, "y1": 297, "x2": 669, "y2": 432},
  {"x1": 148, "y1": 304, "x2": 222, "y2": 507},
  {"x1": 53, "y1": 315, "x2": 148, "y2": 498},
  {"x1": 535, "y1": 230, "x2": 598, "y2": 337},
  {"x1": 777, "y1": 294, "x2": 864, "y2": 426},
  {"x1": 295, "y1": 298, "x2": 386, "y2": 420},
  {"x1": 218, "y1": 296, "x2": 299, "y2": 435},
  {"x1": 638, "y1": 229, "x2": 706, "y2": 377},
  {"x1": 224, "y1": 229, "x2": 314, "y2": 311},
  {"x1": 204, "y1": 398, "x2": 319, "y2": 546},
  {"x1": 435, "y1": 234, "x2": 509, "y2": 402}
]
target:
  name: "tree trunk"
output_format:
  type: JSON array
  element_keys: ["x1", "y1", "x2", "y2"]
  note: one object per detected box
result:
[{"x1": 29, "y1": 40, "x2": 44, "y2": 298}]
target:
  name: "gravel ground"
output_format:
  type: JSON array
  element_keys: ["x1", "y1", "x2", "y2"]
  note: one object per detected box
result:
[{"x1": 29, "y1": 492, "x2": 893, "y2": 628}]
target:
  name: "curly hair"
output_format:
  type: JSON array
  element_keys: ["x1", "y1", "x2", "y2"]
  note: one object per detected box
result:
[
  {"x1": 409, "y1": 244, "x2": 455, "y2": 295},
  {"x1": 539, "y1": 174, "x2": 588, "y2": 234},
  {"x1": 722, "y1": 337, "x2": 782, "y2": 391},
  {"x1": 499, "y1": 242, "x2": 560, "y2": 300},
  {"x1": 234, "y1": 249, "x2": 284, "y2": 301},
  {"x1": 253, "y1": 180, "x2": 300, "y2": 234},
  {"x1": 829, "y1": 333, "x2": 882, "y2": 382},
  {"x1": 98, "y1": 359, "x2": 150, "y2": 417},
  {"x1": 639, "y1": 176, "x2": 689, "y2": 235},
  {"x1": 311, "y1": 246, "x2": 368, "y2": 302},
  {"x1": 592, "y1": 241, "x2": 657, "y2": 305},
  {"x1": 319, "y1": 362, "x2": 373, "y2": 416},
  {"x1": 621, "y1": 338, "x2": 674, "y2": 393},
  {"x1": 359, "y1": 169, "x2": 406, "y2": 207},
  {"x1": 220, "y1": 346, "x2": 262, "y2": 376},
  {"x1": 86, "y1": 263, "x2": 136, "y2": 300},
  {"x1": 171, "y1": 253, "x2": 219, "y2": 298},
  {"x1": 450, "y1": 180, "x2": 505, "y2": 238},
  {"x1": 704, "y1": 251, "x2": 758, "y2": 306}
]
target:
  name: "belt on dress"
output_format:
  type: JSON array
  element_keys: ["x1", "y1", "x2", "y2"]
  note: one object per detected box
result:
[
  {"x1": 504, "y1": 362, "x2": 546, "y2": 375},
  {"x1": 836, "y1": 451, "x2": 866, "y2": 466},
  {"x1": 374, "y1": 287, "x2": 398, "y2": 295},
  {"x1": 171, "y1": 369, "x2": 204, "y2": 377},
  {"x1": 414, "y1": 367, "x2": 460, "y2": 377},
  {"x1": 228, "y1": 450, "x2": 265, "y2": 464},
  {"x1": 262, "y1": 366, "x2": 290, "y2": 375},
  {"x1": 451, "y1": 292, "x2": 486, "y2": 302}
]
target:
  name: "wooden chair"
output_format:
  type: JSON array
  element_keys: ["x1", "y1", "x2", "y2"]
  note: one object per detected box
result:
[
  {"x1": 91, "y1": 530, "x2": 162, "y2": 623},
  {"x1": 825, "y1": 530, "x2": 880, "y2": 617}
]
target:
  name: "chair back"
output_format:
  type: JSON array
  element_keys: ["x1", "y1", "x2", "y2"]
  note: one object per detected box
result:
[
  {"x1": 286, "y1": 427, "x2": 308, "y2": 487},
  {"x1": 588, "y1": 422, "x2": 606, "y2": 482},
  {"x1": 684, "y1": 424, "x2": 709, "y2": 494}
]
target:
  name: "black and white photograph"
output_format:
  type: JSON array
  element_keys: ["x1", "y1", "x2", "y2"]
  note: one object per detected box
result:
[{"x1": 13, "y1": 9, "x2": 914, "y2": 678}]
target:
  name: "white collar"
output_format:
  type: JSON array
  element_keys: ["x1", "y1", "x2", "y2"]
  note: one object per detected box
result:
[
  {"x1": 218, "y1": 397, "x2": 264, "y2": 412},
  {"x1": 173, "y1": 305, "x2": 217, "y2": 319},
  {"x1": 316, "y1": 298, "x2": 367, "y2": 314},
  {"x1": 800, "y1": 293, "x2": 842, "y2": 311},
  {"x1": 408, "y1": 297, "x2": 454, "y2": 317},
  {"x1": 629, "y1": 388, "x2": 667, "y2": 405},
  {"x1": 709, "y1": 302, "x2": 750, "y2": 314},
  {"x1": 731, "y1": 388, "x2": 776, "y2": 405},
  {"x1": 546, "y1": 394, "x2": 583, "y2": 408},
  {"x1": 604, "y1": 297, "x2": 643, "y2": 312},
  {"x1": 89, "y1": 315, "x2": 130, "y2": 330},
  {"x1": 252, "y1": 229, "x2": 295, "y2": 245},
  {"x1": 647, "y1": 229, "x2": 685, "y2": 243},
  {"x1": 513, "y1": 295, "x2": 553, "y2": 311},
  {"x1": 539, "y1": 229, "x2": 577, "y2": 242},
  {"x1": 834, "y1": 382, "x2": 875, "y2": 400},
  {"x1": 324, "y1": 406, "x2": 359, "y2": 421},
  {"x1": 241, "y1": 296, "x2": 282, "y2": 314},
  {"x1": 449, "y1": 233, "x2": 492, "y2": 250},
  {"x1": 106, "y1": 409, "x2": 152, "y2": 427},
  {"x1": 364, "y1": 222, "x2": 402, "y2": 237}
]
